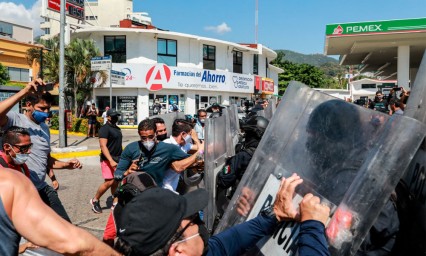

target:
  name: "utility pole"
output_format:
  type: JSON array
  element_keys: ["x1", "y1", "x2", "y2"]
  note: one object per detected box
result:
[
  {"x1": 255, "y1": 0, "x2": 258, "y2": 44},
  {"x1": 59, "y1": 0, "x2": 67, "y2": 147}
]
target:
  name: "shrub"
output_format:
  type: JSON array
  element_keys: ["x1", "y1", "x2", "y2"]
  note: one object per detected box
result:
[{"x1": 49, "y1": 114, "x2": 103, "y2": 134}]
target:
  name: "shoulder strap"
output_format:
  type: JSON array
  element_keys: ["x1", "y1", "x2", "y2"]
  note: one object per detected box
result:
[{"x1": 0, "y1": 156, "x2": 8, "y2": 168}]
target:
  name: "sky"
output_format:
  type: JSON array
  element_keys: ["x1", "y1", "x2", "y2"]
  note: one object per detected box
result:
[{"x1": 1, "y1": 0, "x2": 426, "y2": 55}]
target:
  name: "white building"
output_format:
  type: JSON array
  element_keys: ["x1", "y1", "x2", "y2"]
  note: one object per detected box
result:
[
  {"x1": 72, "y1": 25, "x2": 282, "y2": 125},
  {"x1": 350, "y1": 78, "x2": 397, "y2": 100},
  {"x1": 40, "y1": 0, "x2": 146, "y2": 40}
]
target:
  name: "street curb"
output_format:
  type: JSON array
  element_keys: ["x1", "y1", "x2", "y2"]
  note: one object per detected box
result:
[
  {"x1": 118, "y1": 125, "x2": 138, "y2": 129},
  {"x1": 50, "y1": 129, "x2": 86, "y2": 137},
  {"x1": 51, "y1": 149, "x2": 101, "y2": 159}
]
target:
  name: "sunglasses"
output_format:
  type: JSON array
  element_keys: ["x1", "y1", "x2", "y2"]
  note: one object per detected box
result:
[{"x1": 13, "y1": 143, "x2": 33, "y2": 153}]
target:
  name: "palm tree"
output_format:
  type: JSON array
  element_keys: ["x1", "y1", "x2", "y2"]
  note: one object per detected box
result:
[
  {"x1": 65, "y1": 38, "x2": 100, "y2": 116},
  {"x1": 26, "y1": 37, "x2": 60, "y2": 83}
]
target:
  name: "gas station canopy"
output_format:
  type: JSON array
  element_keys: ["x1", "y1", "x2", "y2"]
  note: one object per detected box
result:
[{"x1": 325, "y1": 18, "x2": 426, "y2": 83}]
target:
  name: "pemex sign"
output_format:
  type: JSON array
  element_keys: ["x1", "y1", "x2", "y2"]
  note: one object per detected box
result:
[{"x1": 326, "y1": 17, "x2": 426, "y2": 36}]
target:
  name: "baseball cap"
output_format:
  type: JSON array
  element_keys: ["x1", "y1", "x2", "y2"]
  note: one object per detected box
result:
[
  {"x1": 107, "y1": 109, "x2": 120, "y2": 117},
  {"x1": 115, "y1": 187, "x2": 208, "y2": 255}
]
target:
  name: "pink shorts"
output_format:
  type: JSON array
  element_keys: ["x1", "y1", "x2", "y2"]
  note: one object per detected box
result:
[{"x1": 100, "y1": 160, "x2": 115, "y2": 180}]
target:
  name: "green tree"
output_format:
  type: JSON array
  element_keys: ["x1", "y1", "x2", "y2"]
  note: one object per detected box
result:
[
  {"x1": 0, "y1": 63, "x2": 10, "y2": 85},
  {"x1": 65, "y1": 38, "x2": 100, "y2": 116},
  {"x1": 26, "y1": 37, "x2": 60, "y2": 83}
]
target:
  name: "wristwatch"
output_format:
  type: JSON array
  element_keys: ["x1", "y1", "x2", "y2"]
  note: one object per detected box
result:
[{"x1": 260, "y1": 205, "x2": 278, "y2": 222}]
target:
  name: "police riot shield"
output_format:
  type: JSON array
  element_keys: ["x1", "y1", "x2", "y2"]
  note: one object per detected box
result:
[
  {"x1": 256, "y1": 109, "x2": 265, "y2": 118},
  {"x1": 216, "y1": 81, "x2": 426, "y2": 255},
  {"x1": 203, "y1": 112, "x2": 233, "y2": 233},
  {"x1": 399, "y1": 50, "x2": 426, "y2": 254},
  {"x1": 228, "y1": 104, "x2": 241, "y2": 148},
  {"x1": 264, "y1": 99, "x2": 276, "y2": 120},
  {"x1": 150, "y1": 112, "x2": 179, "y2": 137}
]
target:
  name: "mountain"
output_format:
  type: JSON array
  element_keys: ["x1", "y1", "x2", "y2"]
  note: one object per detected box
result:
[{"x1": 275, "y1": 49, "x2": 338, "y2": 67}]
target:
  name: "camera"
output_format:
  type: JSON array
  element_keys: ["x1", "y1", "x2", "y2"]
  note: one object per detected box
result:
[
  {"x1": 393, "y1": 87, "x2": 402, "y2": 91},
  {"x1": 37, "y1": 82, "x2": 54, "y2": 92}
]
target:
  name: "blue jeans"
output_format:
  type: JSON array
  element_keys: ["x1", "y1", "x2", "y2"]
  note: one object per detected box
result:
[{"x1": 38, "y1": 185, "x2": 71, "y2": 223}]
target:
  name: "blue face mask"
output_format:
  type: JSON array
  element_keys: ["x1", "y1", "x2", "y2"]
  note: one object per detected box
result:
[{"x1": 32, "y1": 110, "x2": 49, "y2": 123}]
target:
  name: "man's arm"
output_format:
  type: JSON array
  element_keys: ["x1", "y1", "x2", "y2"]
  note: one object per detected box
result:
[
  {"x1": 114, "y1": 143, "x2": 139, "y2": 180},
  {"x1": 297, "y1": 193, "x2": 331, "y2": 256},
  {"x1": 100, "y1": 138, "x2": 117, "y2": 168},
  {"x1": 0, "y1": 79, "x2": 41, "y2": 127},
  {"x1": 170, "y1": 140, "x2": 204, "y2": 172},
  {"x1": 2, "y1": 169, "x2": 120, "y2": 255},
  {"x1": 47, "y1": 154, "x2": 82, "y2": 170}
]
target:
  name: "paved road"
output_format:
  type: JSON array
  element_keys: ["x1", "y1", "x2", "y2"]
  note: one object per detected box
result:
[{"x1": 47, "y1": 129, "x2": 141, "y2": 239}]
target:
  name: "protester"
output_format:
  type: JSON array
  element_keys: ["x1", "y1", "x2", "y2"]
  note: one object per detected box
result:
[
  {"x1": 87, "y1": 103, "x2": 99, "y2": 138},
  {"x1": 194, "y1": 109, "x2": 207, "y2": 141},
  {"x1": 0, "y1": 79, "x2": 82, "y2": 222},
  {"x1": 0, "y1": 167, "x2": 120, "y2": 255},
  {"x1": 152, "y1": 99, "x2": 162, "y2": 116},
  {"x1": 113, "y1": 173, "x2": 331, "y2": 256},
  {"x1": 162, "y1": 119, "x2": 201, "y2": 192},
  {"x1": 368, "y1": 91, "x2": 388, "y2": 113},
  {"x1": 90, "y1": 109, "x2": 122, "y2": 214},
  {"x1": 114, "y1": 119, "x2": 203, "y2": 186},
  {"x1": 102, "y1": 106, "x2": 110, "y2": 125},
  {"x1": 152, "y1": 117, "x2": 168, "y2": 141},
  {"x1": 0, "y1": 126, "x2": 31, "y2": 177}
]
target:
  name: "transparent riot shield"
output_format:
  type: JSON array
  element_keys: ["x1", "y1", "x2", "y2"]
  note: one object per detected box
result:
[
  {"x1": 256, "y1": 109, "x2": 265, "y2": 118},
  {"x1": 399, "y1": 50, "x2": 426, "y2": 254},
  {"x1": 264, "y1": 99, "x2": 276, "y2": 120},
  {"x1": 150, "y1": 112, "x2": 178, "y2": 136},
  {"x1": 228, "y1": 104, "x2": 241, "y2": 148},
  {"x1": 203, "y1": 112, "x2": 233, "y2": 233},
  {"x1": 216, "y1": 81, "x2": 426, "y2": 255}
]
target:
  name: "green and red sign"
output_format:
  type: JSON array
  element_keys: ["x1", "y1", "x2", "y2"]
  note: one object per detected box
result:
[{"x1": 326, "y1": 18, "x2": 426, "y2": 36}]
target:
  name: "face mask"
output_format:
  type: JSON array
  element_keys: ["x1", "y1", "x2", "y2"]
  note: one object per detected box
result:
[
  {"x1": 157, "y1": 134, "x2": 168, "y2": 141},
  {"x1": 184, "y1": 134, "x2": 192, "y2": 144},
  {"x1": 142, "y1": 140, "x2": 155, "y2": 151},
  {"x1": 9, "y1": 147, "x2": 29, "y2": 165},
  {"x1": 32, "y1": 110, "x2": 49, "y2": 123},
  {"x1": 199, "y1": 119, "x2": 205, "y2": 124}
]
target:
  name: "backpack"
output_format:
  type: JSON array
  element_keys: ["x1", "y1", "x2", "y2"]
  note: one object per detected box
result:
[
  {"x1": 114, "y1": 172, "x2": 157, "y2": 206},
  {"x1": 153, "y1": 106, "x2": 159, "y2": 114}
]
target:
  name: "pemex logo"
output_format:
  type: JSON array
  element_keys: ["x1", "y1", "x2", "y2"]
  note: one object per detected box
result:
[
  {"x1": 333, "y1": 25, "x2": 343, "y2": 35},
  {"x1": 145, "y1": 64, "x2": 171, "y2": 91}
]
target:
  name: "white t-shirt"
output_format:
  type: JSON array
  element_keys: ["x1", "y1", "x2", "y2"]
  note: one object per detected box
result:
[
  {"x1": 102, "y1": 111, "x2": 107, "y2": 124},
  {"x1": 162, "y1": 136, "x2": 192, "y2": 192}
]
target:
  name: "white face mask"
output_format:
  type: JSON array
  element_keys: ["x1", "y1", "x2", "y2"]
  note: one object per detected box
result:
[
  {"x1": 8, "y1": 146, "x2": 30, "y2": 165},
  {"x1": 184, "y1": 134, "x2": 192, "y2": 144},
  {"x1": 142, "y1": 140, "x2": 155, "y2": 151}
]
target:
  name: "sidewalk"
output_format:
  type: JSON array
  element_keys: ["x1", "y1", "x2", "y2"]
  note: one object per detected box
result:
[{"x1": 50, "y1": 129, "x2": 140, "y2": 159}]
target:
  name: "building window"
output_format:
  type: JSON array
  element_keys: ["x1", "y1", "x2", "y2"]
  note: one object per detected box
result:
[
  {"x1": 85, "y1": 16, "x2": 98, "y2": 20},
  {"x1": 203, "y1": 45, "x2": 215, "y2": 70},
  {"x1": 8, "y1": 67, "x2": 29, "y2": 82},
  {"x1": 44, "y1": 28, "x2": 50, "y2": 35},
  {"x1": 361, "y1": 84, "x2": 377, "y2": 89},
  {"x1": 157, "y1": 38, "x2": 177, "y2": 66},
  {"x1": 265, "y1": 57, "x2": 269, "y2": 77},
  {"x1": 0, "y1": 21, "x2": 13, "y2": 37},
  {"x1": 104, "y1": 36, "x2": 126, "y2": 63},
  {"x1": 233, "y1": 50, "x2": 242, "y2": 74},
  {"x1": 253, "y1": 54, "x2": 259, "y2": 75}
]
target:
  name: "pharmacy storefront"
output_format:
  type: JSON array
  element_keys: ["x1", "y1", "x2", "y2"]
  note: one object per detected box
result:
[{"x1": 93, "y1": 63, "x2": 257, "y2": 125}]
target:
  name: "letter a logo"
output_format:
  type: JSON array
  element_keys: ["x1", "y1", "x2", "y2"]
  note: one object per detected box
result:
[{"x1": 145, "y1": 64, "x2": 171, "y2": 91}]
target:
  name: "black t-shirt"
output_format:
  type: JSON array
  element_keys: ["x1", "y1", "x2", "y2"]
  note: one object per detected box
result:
[{"x1": 99, "y1": 122, "x2": 123, "y2": 161}]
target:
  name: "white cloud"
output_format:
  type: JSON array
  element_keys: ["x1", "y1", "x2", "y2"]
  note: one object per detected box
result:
[
  {"x1": 0, "y1": 0, "x2": 44, "y2": 37},
  {"x1": 204, "y1": 22, "x2": 232, "y2": 35}
]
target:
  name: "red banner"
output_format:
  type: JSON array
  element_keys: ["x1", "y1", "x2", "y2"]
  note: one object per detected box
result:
[
  {"x1": 48, "y1": 0, "x2": 84, "y2": 20},
  {"x1": 262, "y1": 78, "x2": 274, "y2": 92}
]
